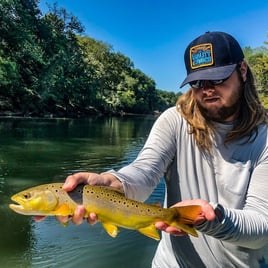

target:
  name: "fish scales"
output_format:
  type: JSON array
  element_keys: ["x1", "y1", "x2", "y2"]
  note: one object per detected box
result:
[
  {"x1": 83, "y1": 185, "x2": 176, "y2": 228},
  {"x1": 9, "y1": 183, "x2": 202, "y2": 240}
]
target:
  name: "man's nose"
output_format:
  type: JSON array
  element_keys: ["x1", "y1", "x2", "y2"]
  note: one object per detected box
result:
[{"x1": 202, "y1": 81, "x2": 215, "y2": 90}]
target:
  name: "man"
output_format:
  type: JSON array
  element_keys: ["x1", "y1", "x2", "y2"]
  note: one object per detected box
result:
[{"x1": 54, "y1": 32, "x2": 268, "y2": 267}]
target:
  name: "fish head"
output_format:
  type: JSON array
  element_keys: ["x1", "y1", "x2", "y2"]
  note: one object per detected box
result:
[{"x1": 9, "y1": 189, "x2": 58, "y2": 215}]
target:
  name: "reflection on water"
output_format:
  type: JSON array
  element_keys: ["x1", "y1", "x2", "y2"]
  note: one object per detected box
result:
[{"x1": 0, "y1": 116, "x2": 163, "y2": 268}]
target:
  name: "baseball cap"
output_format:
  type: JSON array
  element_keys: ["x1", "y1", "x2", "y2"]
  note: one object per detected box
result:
[{"x1": 180, "y1": 31, "x2": 244, "y2": 88}]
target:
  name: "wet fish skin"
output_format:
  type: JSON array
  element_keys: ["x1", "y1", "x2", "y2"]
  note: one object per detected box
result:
[
  {"x1": 9, "y1": 183, "x2": 78, "y2": 216},
  {"x1": 9, "y1": 183, "x2": 202, "y2": 240}
]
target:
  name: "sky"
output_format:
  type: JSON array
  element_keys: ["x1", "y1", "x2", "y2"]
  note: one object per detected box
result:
[{"x1": 38, "y1": 0, "x2": 268, "y2": 93}]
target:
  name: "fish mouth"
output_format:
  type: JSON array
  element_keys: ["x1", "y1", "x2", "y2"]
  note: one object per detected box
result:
[
  {"x1": 9, "y1": 203, "x2": 26, "y2": 213},
  {"x1": 9, "y1": 196, "x2": 24, "y2": 209},
  {"x1": 9, "y1": 195, "x2": 25, "y2": 210},
  {"x1": 9, "y1": 196, "x2": 32, "y2": 214},
  {"x1": 9, "y1": 203, "x2": 43, "y2": 216}
]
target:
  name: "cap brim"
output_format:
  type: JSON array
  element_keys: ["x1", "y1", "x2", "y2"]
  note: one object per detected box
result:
[{"x1": 180, "y1": 64, "x2": 237, "y2": 88}]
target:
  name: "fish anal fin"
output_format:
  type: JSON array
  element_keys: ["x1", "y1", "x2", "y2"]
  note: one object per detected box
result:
[
  {"x1": 138, "y1": 225, "x2": 160, "y2": 241},
  {"x1": 52, "y1": 204, "x2": 73, "y2": 216},
  {"x1": 102, "y1": 222, "x2": 120, "y2": 238}
]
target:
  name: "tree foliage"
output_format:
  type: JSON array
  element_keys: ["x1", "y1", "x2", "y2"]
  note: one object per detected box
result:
[
  {"x1": 244, "y1": 37, "x2": 268, "y2": 108},
  {"x1": 244, "y1": 41, "x2": 268, "y2": 94},
  {"x1": 0, "y1": 0, "x2": 178, "y2": 117},
  {"x1": 1, "y1": 1, "x2": 267, "y2": 116}
]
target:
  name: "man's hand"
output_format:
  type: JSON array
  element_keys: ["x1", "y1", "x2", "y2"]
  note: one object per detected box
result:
[{"x1": 155, "y1": 199, "x2": 216, "y2": 236}]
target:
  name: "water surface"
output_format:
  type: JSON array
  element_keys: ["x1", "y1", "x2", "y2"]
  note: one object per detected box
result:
[{"x1": 0, "y1": 116, "x2": 163, "y2": 268}]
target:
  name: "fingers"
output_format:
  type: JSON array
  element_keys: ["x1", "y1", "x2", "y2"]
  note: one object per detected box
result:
[
  {"x1": 171, "y1": 199, "x2": 216, "y2": 222},
  {"x1": 34, "y1": 216, "x2": 46, "y2": 222},
  {"x1": 56, "y1": 206, "x2": 98, "y2": 226},
  {"x1": 63, "y1": 172, "x2": 124, "y2": 192},
  {"x1": 63, "y1": 172, "x2": 91, "y2": 191},
  {"x1": 155, "y1": 199, "x2": 217, "y2": 236},
  {"x1": 72, "y1": 205, "x2": 86, "y2": 225},
  {"x1": 87, "y1": 212, "x2": 98, "y2": 225},
  {"x1": 155, "y1": 222, "x2": 187, "y2": 236}
]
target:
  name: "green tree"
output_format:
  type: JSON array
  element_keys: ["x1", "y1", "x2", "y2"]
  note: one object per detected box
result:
[
  {"x1": 37, "y1": 5, "x2": 93, "y2": 116},
  {"x1": 155, "y1": 90, "x2": 181, "y2": 112},
  {"x1": 244, "y1": 42, "x2": 268, "y2": 93},
  {"x1": 0, "y1": 0, "x2": 44, "y2": 113},
  {"x1": 0, "y1": 1, "x2": 180, "y2": 116}
]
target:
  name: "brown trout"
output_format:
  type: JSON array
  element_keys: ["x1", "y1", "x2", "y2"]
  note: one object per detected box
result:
[{"x1": 9, "y1": 183, "x2": 202, "y2": 240}]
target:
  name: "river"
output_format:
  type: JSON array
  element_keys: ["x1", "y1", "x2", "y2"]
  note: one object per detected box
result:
[
  {"x1": 2, "y1": 116, "x2": 268, "y2": 268},
  {"x1": 0, "y1": 115, "x2": 164, "y2": 268}
]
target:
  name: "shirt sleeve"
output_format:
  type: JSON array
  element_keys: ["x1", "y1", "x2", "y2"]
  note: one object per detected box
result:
[
  {"x1": 197, "y1": 148, "x2": 268, "y2": 249},
  {"x1": 106, "y1": 108, "x2": 178, "y2": 201}
]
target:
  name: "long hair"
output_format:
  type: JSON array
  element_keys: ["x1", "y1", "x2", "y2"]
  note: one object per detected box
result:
[{"x1": 176, "y1": 65, "x2": 268, "y2": 152}]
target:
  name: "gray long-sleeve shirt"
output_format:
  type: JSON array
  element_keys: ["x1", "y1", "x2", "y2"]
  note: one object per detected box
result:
[{"x1": 108, "y1": 107, "x2": 268, "y2": 267}]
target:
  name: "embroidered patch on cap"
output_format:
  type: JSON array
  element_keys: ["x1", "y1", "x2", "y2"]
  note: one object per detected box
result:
[{"x1": 190, "y1": 43, "x2": 214, "y2": 69}]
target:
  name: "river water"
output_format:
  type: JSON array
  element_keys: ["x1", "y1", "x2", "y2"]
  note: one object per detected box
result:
[
  {"x1": 2, "y1": 116, "x2": 268, "y2": 268},
  {"x1": 0, "y1": 115, "x2": 164, "y2": 268}
]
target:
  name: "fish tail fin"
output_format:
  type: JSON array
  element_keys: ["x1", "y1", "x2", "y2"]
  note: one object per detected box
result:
[{"x1": 171, "y1": 205, "x2": 202, "y2": 237}]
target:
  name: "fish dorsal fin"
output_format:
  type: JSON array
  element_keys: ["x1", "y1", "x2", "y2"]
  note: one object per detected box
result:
[
  {"x1": 138, "y1": 225, "x2": 160, "y2": 241},
  {"x1": 52, "y1": 204, "x2": 73, "y2": 216},
  {"x1": 102, "y1": 222, "x2": 120, "y2": 238}
]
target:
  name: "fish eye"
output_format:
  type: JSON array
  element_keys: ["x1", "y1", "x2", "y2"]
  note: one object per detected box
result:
[{"x1": 23, "y1": 193, "x2": 31, "y2": 199}]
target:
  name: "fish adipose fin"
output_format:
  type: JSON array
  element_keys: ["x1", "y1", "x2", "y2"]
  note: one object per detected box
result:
[
  {"x1": 138, "y1": 225, "x2": 160, "y2": 241},
  {"x1": 102, "y1": 222, "x2": 120, "y2": 238}
]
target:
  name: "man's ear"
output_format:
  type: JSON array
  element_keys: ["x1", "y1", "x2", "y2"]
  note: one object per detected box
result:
[{"x1": 239, "y1": 61, "x2": 248, "y2": 82}]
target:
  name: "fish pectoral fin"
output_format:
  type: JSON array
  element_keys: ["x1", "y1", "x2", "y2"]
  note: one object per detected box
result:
[
  {"x1": 52, "y1": 204, "x2": 73, "y2": 216},
  {"x1": 102, "y1": 222, "x2": 120, "y2": 238},
  {"x1": 138, "y1": 225, "x2": 160, "y2": 241}
]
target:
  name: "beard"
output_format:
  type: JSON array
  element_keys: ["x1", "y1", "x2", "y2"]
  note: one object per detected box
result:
[
  {"x1": 197, "y1": 101, "x2": 240, "y2": 122},
  {"x1": 196, "y1": 86, "x2": 243, "y2": 123}
]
